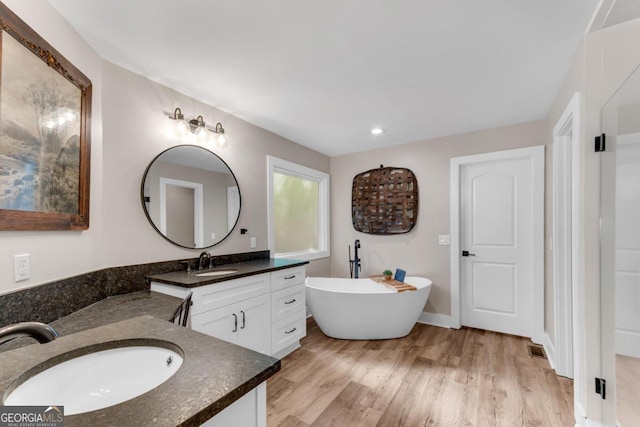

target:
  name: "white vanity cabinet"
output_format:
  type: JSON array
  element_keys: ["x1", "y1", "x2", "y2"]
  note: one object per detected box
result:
[
  {"x1": 191, "y1": 293, "x2": 271, "y2": 354},
  {"x1": 202, "y1": 383, "x2": 266, "y2": 427},
  {"x1": 270, "y1": 267, "x2": 307, "y2": 358},
  {"x1": 150, "y1": 266, "x2": 306, "y2": 358}
]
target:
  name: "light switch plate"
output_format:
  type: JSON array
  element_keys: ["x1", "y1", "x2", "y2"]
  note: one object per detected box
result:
[
  {"x1": 438, "y1": 235, "x2": 451, "y2": 245},
  {"x1": 250, "y1": 237, "x2": 256, "y2": 249},
  {"x1": 14, "y1": 254, "x2": 30, "y2": 282}
]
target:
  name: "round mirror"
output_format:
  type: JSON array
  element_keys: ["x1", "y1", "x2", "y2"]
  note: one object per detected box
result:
[{"x1": 141, "y1": 145, "x2": 241, "y2": 249}]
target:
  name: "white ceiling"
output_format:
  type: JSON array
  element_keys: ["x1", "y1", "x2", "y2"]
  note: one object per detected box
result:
[
  {"x1": 49, "y1": 0, "x2": 600, "y2": 157},
  {"x1": 160, "y1": 146, "x2": 232, "y2": 174}
]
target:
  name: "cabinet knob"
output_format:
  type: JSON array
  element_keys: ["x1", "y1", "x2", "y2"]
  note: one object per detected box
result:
[
  {"x1": 285, "y1": 327, "x2": 297, "y2": 334},
  {"x1": 240, "y1": 311, "x2": 246, "y2": 329},
  {"x1": 232, "y1": 313, "x2": 238, "y2": 332},
  {"x1": 284, "y1": 299, "x2": 296, "y2": 305}
]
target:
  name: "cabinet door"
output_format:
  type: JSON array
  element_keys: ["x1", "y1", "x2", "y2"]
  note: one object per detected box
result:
[
  {"x1": 237, "y1": 294, "x2": 271, "y2": 355},
  {"x1": 191, "y1": 303, "x2": 239, "y2": 345}
]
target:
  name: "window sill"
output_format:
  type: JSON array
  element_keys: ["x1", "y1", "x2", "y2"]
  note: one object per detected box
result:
[{"x1": 274, "y1": 250, "x2": 330, "y2": 262}]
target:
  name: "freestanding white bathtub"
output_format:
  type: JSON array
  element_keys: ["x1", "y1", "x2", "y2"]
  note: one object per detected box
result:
[{"x1": 305, "y1": 276, "x2": 432, "y2": 340}]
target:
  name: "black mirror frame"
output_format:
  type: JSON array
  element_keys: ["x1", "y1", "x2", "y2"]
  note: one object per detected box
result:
[{"x1": 140, "y1": 145, "x2": 241, "y2": 249}]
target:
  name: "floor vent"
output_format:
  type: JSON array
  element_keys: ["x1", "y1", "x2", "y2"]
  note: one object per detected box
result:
[{"x1": 528, "y1": 344, "x2": 547, "y2": 359}]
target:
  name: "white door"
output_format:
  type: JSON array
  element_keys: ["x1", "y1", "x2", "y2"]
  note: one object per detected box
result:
[
  {"x1": 615, "y1": 135, "x2": 640, "y2": 358},
  {"x1": 457, "y1": 147, "x2": 544, "y2": 338}
]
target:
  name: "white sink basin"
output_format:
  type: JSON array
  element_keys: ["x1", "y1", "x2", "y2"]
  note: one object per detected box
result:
[
  {"x1": 195, "y1": 270, "x2": 238, "y2": 277},
  {"x1": 4, "y1": 344, "x2": 183, "y2": 415}
]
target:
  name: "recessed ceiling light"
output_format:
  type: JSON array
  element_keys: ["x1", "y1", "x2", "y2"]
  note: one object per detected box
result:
[{"x1": 371, "y1": 128, "x2": 384, "y2": 135}]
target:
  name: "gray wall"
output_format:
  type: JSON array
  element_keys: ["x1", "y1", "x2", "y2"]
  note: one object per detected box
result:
[
  {"x1": 0, "y1": 1, "x2": 331, "y2": 295},
  {"x1": 146, "y1": 160, "x2": 230, "y2": 247},
  {"x1": 330, "y1": 120, "x2": 546, "y2": 316}
]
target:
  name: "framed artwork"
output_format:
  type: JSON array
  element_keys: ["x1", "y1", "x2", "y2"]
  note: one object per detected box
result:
[
  {"x1": 0, "y1": 2, "x2": 92, "y2": 230},
  {"x1": 352, "y1": 166, "x2": 418, "y2": 234}
]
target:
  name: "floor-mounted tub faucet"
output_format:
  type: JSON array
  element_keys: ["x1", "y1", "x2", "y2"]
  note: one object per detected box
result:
[
  {"x1": 0, "y1": 322, "x2": 59, "y2": 346},
  {"x1": 349, "y1": 239, "x2": 362, "y2": 278}
]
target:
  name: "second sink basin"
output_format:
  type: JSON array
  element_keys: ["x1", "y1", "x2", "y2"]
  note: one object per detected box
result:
[
  {"x1": 195, "y1": 270, "x2": 238, "y2": 277},
  {"x1": 3, "y1": 342, "x2": 183, "y2": 415}
]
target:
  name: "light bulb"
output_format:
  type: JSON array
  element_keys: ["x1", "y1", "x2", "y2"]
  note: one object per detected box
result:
[
  {"x1": 175, "y1": 119, "x2": 190, "y2": 137},
  {"x1": 172, "y1": 108, "x2": 190, "y2": 138},
  {"x1": 195, "y1": 125, "x2": 209, "y2": 142},
  {"x1": 215, "y1": 133, "x2": 227, "y2": 148}
]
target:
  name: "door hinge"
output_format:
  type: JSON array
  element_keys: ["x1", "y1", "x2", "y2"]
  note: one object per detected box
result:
[
  {"x1": 595, "y1": 377, "x2": 606, "y2": 399},
  {"x1": 595, "y1": 133, "x2": 606, "y2": 152}
]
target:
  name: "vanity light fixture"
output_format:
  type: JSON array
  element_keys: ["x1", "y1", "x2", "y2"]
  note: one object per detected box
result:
[
  {"x1": 169, "y1": 107, "x2": 190, "y2": 137},
  {"x1": 167, "y1": 107, "x2": 228, "y2": 147},
  {"x1": 213, "y1": 122, "x2": 227, "y2": 148},
  {"x1": 371, "y1": 128, "x2": 384, "y2": 135},
  {"x1": 190, "y1": 115, "x2": 209, "y2": 142}
]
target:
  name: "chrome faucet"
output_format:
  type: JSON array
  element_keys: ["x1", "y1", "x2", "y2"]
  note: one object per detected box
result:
[
  {"x1": 0, "y1": 322, "x2": 59, "y2": 345},
  {"x1": 197, "y1": 251, "x2": 211, "y2": 270}
]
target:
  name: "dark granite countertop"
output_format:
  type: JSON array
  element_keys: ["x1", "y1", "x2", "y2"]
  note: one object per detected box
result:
[
  {"x1": 51, "y1": 291, "x2": 182, "y2": 336},
  {"x1": 0, "y1": 295, "x2": 281, "y2": 426},
  {"x1": 147, "y1": 258, "x2": 308, "y2": 288},
  {"x1": 0, "y1": 291, "x2": 181, "y2": 353}
]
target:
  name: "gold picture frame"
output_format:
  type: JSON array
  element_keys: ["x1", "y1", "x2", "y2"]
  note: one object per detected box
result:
[{"x1": 0, "y1": 2, "x2": 91, "y2": 230}]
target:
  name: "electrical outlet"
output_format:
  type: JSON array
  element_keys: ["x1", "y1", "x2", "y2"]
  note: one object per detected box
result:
[
  {"x1": 438, "y1": 235, "x2": 451, "y2": 245},
  {"x1": 250, "y1": 237, "x2": 257, "y2": 249},
  {"x1": 14, "y1": 254, "x2": 30, "y2": 282}
]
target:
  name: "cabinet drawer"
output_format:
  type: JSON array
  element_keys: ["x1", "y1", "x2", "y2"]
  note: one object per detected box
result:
[
  {"x1": 271, "y1": 284, "x2": 306, "y2": 323},
  {"x1": 271, "y1": 310, "x2": 306, "y2": 355},
  {"x1": 191, "y1": 273, "x2": 270, "y2": 315},
  {"x1": 271, "y1": 267, "x2": 306, "y2": 291}
]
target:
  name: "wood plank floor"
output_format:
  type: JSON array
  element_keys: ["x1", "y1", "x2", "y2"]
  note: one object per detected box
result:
[
  {"x1": 616, "y1": 354, "x2": 640, "y2": 426},
  {"x1": 267, "y1": 318, "x2": 574, "y2": 427}
]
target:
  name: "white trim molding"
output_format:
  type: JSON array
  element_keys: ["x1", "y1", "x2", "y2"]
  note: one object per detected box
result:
[
  {"x1": 541, "y1": 332, "x2": 558, "y2": 372},
  {"x1": 450, "y1": 146, "x2": 545, "y2": 343},
  {"x1": 575, "y1": 402, "x2": 607, "y2": 427},
  {"x1": 159, "y1": 177, "x2": 204, "y2": 248},
  {"x1": 417, "y1": 312, "x2": 453, "y2": 329},
  {"x1": 267, "y1": 156, "x2": 330, "y2": 261},
  {"x1": 552, "y1": 91, "x2": 582, "y2": 379}
]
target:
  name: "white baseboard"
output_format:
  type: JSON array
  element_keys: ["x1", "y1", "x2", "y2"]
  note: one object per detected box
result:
[
  {"x1": 575, "y1": 421, "x2": 606, "y2": 427},
  {"x1": 540, "y1": 332, "x2": 557, "y2": 372},
  {"x1": 417, "y1": 312, "x2": 453, "y2": 328},
  {"x1": 575, "y1": 402, "x2": 608, "y2": 427},
  {"x1": 616, "y1": 329, "x2": 640, "y2": 358}
]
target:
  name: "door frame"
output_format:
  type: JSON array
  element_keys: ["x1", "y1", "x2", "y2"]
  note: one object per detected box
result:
[
  {"x1": 159, "y1": 177, "x2": 204, "y2": 248},
  {"x1": 450, "y1": 145, "x2": 545, "y2": 344},
  {"x1": 551, "y1": 91, "x2": 582, "y2": 378}
]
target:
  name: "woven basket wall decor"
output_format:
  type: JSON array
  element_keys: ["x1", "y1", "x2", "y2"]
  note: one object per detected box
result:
[{"x1": 352, "y1": 166, "x2": 418, "y2": 234}]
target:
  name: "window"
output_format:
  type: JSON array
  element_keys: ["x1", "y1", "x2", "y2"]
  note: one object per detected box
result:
[{"x1": 267, "y1": 156, "x2": 330, "y2": 260}]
